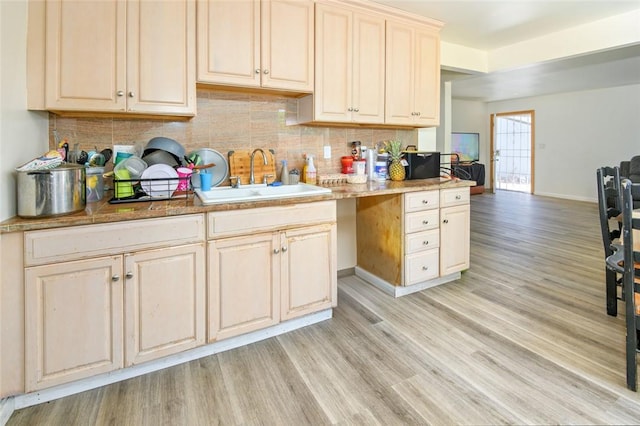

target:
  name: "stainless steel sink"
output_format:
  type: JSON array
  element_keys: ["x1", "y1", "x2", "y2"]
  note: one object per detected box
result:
[{"x1": 195, "y1": 183, "x2": 332, "y2": 205}]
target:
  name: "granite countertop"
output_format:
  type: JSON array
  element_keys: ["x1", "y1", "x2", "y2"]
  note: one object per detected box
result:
[{"x1": 0, "y1": 178, "x2": 475, "y2": 233}]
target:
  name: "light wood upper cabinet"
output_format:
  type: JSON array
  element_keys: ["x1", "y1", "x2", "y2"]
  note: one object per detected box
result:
[
  {"x1": 305, "y1": 2, "x2": 385, "y2": 124},
  {"x1": 385, "y1": 20, "x2": 440, "y2": 126},
  {"x1": 34, "y1": 0, "x2": 196, "y2": 116},
  {"x1": 197, "y1": 0, "x2": 314, "y2": 93}
]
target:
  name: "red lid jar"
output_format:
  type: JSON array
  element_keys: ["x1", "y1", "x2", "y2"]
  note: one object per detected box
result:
[{"x1": 341, "y1": 156, "x2": 354, "y2": 174}]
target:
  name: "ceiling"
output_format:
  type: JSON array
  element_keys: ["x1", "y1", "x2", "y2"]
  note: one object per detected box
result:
[{"x1": 371, "y1": 0, "x2": 640, "y2": 102}]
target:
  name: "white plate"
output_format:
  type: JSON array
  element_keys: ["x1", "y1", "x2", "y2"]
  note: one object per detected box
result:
[
  {"x1": 140, "y1": 164, "x2": 179, "y2": 198},
  {"x1": 189, "y1": 148, "x2": 229, "y2": 188}
]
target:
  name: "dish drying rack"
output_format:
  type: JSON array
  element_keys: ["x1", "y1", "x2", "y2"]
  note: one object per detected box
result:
[{"x1": 108, "y1": 176, "x2": 194, "y2": 204}]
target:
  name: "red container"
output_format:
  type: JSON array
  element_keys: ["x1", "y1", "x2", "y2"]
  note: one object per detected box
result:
[{"x1": 341, "y1": 156, "x2": 354, "y2": 174}]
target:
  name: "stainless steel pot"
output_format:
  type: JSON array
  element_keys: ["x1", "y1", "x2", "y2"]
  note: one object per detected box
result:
[{"x1": 16, "y1": 163, "x2": 86, "y2": 217}]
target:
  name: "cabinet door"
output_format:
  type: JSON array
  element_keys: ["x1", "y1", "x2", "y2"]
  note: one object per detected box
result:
[
  {"x1": 262, "y1": 0, "x2": 314, "y2": 91},
  {"x1": 440, "y1": 204, "x2": 471, "y2": 275},
  {"x1": 352, "y1": 11, "x2": 386, "y2": 124},
  {"x1": 25, "y1": 256, "x2": 123, "y2": 391},
  {"x1": 281, "y1": 224, "x2": 337, "y2": 321},
  {"x1": 314, "y1": 3, "x2": 353, "y2": 122},
  {"x1": 45, "y1": 0, "x2": 126, "y2": 111},
  {"x1": 124, "y1": 244, "x2": 205, "y2": 366},
  {"x1": 385, "y1": 21, "x2": 414, "y2": 125},
  {"x1": 197, "y1": 0, "x2": 261, "y2": 87},
  {"x1": 208, "y1": 233, "x2": 280, "y2": 341},
  {"x1": 127, "y1": 0, "x2": 196, "y2": 115},
  {"x1": 413, "y1": 26, "x2": 440, "y2": 126}
]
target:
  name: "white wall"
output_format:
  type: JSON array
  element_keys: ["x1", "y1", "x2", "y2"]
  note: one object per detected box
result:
[
  {"x1": 451, "y1": 99, "x2": 488, "y2": 165},
  {"x1": 485, "y1": 84, "x2": 640, "y2": 202},
  {"x1": 0, "y1": 0, "x2": 49, "y2": 221}
]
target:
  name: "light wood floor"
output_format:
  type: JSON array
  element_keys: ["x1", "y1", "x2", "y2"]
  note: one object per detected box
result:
[{"x1": 8, "y1": 190, "x2": 640, "y2": 425}]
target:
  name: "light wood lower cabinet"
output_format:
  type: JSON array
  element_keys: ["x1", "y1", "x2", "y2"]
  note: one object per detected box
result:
[
  {"x1": 23, "y1": 215, "x2": 206, "y2": 392},
  {"x1": 124, "y1": 244, "x2": 206, "y2": 366},
  {"x1": 281, "y1": 224, "x2": 337, "y2": 321},
  {"x1": 208, "y1": 233, "x2": 280, "y2": 341},
  {"x1": 439, "y1": 187, "x2": 471, "y2": 275},
  {"x1": 25, "y1": 256, "x2": 124, "y2": 392},
  {"x1": 207, "y1": 202, "x2": 337, "y2": 342},
  {"x1": 357, "y1": 188, "x2": 470, "y2": 290}
]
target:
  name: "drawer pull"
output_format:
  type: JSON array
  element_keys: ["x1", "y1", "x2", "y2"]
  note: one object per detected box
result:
[
  {"x1": 282, "y1": 246, "x2": 288, "y2": 253},
  {"x1": 455, "y1": 195, "x2": 462, "y2": 200},
  {"x1": 125, "y1": 272, "x2": 134, "y2": 279},
  {"x1": 422, "y1": 200, "x2": 429, "y2": 204},
  {"x1": 422, "y1": 266, "x2": 429, "y2": 271},
  {"x1": 111, "y1": 274, "x2": 120, "y2": 282},
  {"x1": 443, "y1": 219, "x2": 449, "y2": 224},
  {"x1": 423, "y1": 241, "x2": 429, "y2": 245},
  {"x1": 273, "y1": 248, "x2": 280, "y2": 254},
  {"x1": 422, "y1": 220, "x2": 429, "y2": 225}
]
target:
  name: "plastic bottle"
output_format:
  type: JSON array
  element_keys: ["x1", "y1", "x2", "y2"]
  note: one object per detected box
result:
[
  {"x1": 281, "y1": 159, "x2": 289, "y2": 185},
  {"x1": 305, "y1": 155, "x2": 317, "y2": 185}
]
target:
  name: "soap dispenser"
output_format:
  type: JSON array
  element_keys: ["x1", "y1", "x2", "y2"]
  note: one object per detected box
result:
[{"x1": 281, "y1": 160, "x2": 289, "y2": 185}]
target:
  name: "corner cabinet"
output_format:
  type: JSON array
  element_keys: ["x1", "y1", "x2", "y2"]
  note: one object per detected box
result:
[
  {"x1": 23, "y1": 215, "x2": 206, "y2": 392},
  {"x1": 197, "y1": 0, "x2": 314, "y2": 93},
  {"x1": 385, "y1": 19, "x2": 441, "y2": 127},
  {"x1": 207, "y1": 202, "x2": 337, "y2": 342},
  {"x1": 29, "y1": 0, "x2": 196, "y2": 116}
]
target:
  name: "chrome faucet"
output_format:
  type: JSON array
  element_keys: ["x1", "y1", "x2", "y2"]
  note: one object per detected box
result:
[{"x1": 250, "y1": 148, "x2": 268, "y2": 185}]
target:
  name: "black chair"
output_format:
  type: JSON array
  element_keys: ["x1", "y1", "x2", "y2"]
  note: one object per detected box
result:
[
  {"x1": 607, "y1": 179, "x2": 640, "y2": 391},
  {"x1": 597, "y1": 167, "x2": 623, "y2": 316}
]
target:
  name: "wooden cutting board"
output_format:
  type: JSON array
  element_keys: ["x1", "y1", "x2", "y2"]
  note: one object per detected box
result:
[{"x1": 228, "y1": 149, "x2": 277, "y2": 185}]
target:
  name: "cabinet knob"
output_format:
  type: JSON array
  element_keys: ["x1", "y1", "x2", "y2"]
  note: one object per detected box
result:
[
  {"x1": 263, "y1": 69, "x2": 269, "y2": 74},
  {"x1": 348, "y1": 107, "x2": 353, "y2": 112},
  {"x1": 128, "y1": 91, "x2": 135, "y2": 98},
  {"x1": 354, "y1": 108, "x2": 359, "y2": 112},
  {"x1": 422, "y1": 266, "x2": 429, "y2": 271},
  {"x1": 125, "y1": 272, "x2": 134, "y2": 279},
  {"x1": 111, "y1": 274, "x2": 120, "y2": 282},
  {"x1": 443, "y1": 219, "x2": 449, "y2": 224},
  {"x1": 455, "y1": 195, "x2": 461, "y2": 200},
  {"x1": 422, "y1": 200, "x2": 429, "y2": 204},
  {"x1": 422, "y1": 220, "x2": 429, "y2": 225},
  {"x1": 255, "y1": 69, "x2": 261, "y2": 74},
  {"x1": 416, "y1": 112, "x2": 421, "y2": 116},
  {"x1": 273, "y1": 248, "x2": 280, "y2": 254},
  {"x1": 423, "y1": 241, "x2": 429, "y2": 245},
  {"x1": 116, "y1": 90, "x2": 124, "y2": 97},
  {"x1": 281, "y1": 246, "x2": 288, "y2": 252}
]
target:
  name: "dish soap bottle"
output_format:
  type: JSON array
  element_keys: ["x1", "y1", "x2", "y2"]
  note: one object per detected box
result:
[
  {"x1": 305, "y1": 155, "x2": 317, "y2": 184},
  {"x1": 280, "y1": 159, "x2": 289, "y2": 185}
]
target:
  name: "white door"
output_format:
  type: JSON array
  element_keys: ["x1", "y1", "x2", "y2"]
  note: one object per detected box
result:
[{"x1": 491, "y1": 111, "x2": 535, "y2": 193}]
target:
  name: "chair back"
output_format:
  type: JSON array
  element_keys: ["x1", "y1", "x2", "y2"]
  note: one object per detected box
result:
[
  {"x1": 620, "y1": 178, "x2": 640, "y2": 391},
  {"x1": 597, "y1": 167, "x2": 622, "y2": 256}
]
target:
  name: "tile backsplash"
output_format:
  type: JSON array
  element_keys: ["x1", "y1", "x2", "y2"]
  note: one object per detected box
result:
[{"x1": 49, "y1": 87, "x2": 417, "y2": 180}]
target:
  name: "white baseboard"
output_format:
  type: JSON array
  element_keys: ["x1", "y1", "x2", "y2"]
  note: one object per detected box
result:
[
  {"x1": 354, "y1": 267, "x2": 461, "y2": 297},
  {"x1": 11, "y1": 310, "x2": 332, "y2": 412},
  {"x1": 533, "y1": 191, "x2": 596, "y2": 203},
  {"x1": 0, "y1": 397, "x2": 15, "y2": 426}
]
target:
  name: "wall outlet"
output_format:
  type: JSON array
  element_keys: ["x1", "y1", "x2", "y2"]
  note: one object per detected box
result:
[{"x1": 323, "y1": 145, "x2": 331, "y2": 159}]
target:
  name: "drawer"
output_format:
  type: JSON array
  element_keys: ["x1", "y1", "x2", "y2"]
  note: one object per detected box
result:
[
  {"x1": 405, "y1": 229, "x2": 440, "y2": 254},
  {"x1": 440, "y1": 187, "x2": 470, "y2": 207},
  {"x1": 405, "y1": 249, "x2": 439, "y2": 285},
  {"x1": 208, "y1": 200, "x2": 336, "y2": 238},
  {"x1": 405, "y1": 210, "x2": 439, "y2": 234},
  {"x1": 24, "y1": 214, "x2": 205, "y2": 266},
  {"x1": 404, "y1": 190, "x2": 439, "y2": 212}
]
